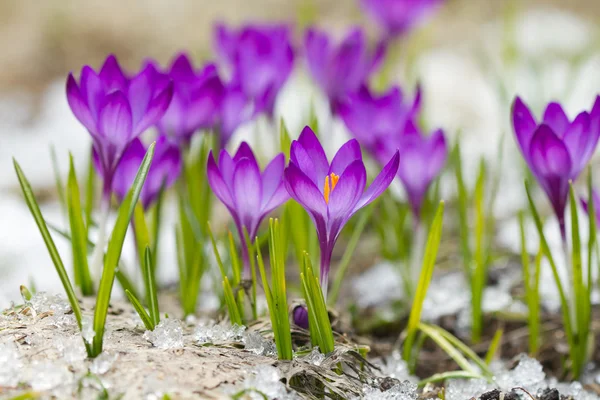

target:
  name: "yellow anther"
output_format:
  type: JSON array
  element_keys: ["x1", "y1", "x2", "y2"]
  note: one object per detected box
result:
[{"x1": 323, "y1": 173, "x2": 340, "y2": 204}]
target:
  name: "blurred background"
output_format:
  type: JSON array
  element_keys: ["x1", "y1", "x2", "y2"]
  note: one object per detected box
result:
[{"x1": 1, "y1": 0, "x2": 600, "y2": 307}]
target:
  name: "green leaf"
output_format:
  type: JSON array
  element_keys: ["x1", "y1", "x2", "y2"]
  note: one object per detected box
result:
[
  {"x1": 20, "y1": 285, "x2": 32, "y2": 301},
  {"x1": 453, "y1": 141, "x2": 472, "y2": 278},
  {"x1": 92, "y1": 142, "x2": 155, "y2": 356},
  {"x1": 417, "y1": 371, "x2": 484, "y2": 388},
  {"x1": 13, "y1": 159, "x2": 85, "y2": 332},
  {"x1": 84, "y1": 147, "x2": 96, "y2": 233},
  {"x1": 485, "y1": 328, "x2": 503, "y2": 365},
  {"x1": 403, "y1": 201, "x2": 444, "y2": 362},
  {"x1": 125, "y1": 289, "x2": 154, "y2": 331},
  {"x1": 279, "y1": 118, "x2": 292, "y2": 160},
  {"x1": 223, "y1": 276, "x2": 243, "y2": 326},
  {"x1": 67, "y1": 154, "x2": 94, "y2": 295},
  {"x1": 143, "y1": 246, "x2": 160, "y2": 326},
  {"x1": 471, "y1": 159, "x2": 487, "y2": 343},
  {"x1": 50, "y1": 145, "x2": 67, "y2": 218}
]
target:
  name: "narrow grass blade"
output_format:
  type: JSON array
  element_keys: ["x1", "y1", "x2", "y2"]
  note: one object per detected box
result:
[
  {"x1": 67, "y1": 154, "x2": 94, "y2": 295},
  {"x1": 223, "y1": 276, "x2": 242, "y2": 326},
  {"x1": 453, "y1": 141, "x2": 472, "y2": 279},
  {"x1": 125, "y1": 289, "x2": 154, "y2": 331},
  {"x1": 143, "y1": 246, "x2": 160, "y2": 326},
  {"x1": 133, "y1": 202, "x2": 151, "y2": 277},
  {"x1": 519, "y1": 210, "x2": 540, "y2": 354},
  {"x1": 84, "y1": 147, "x2": 96, "y2": 232},
  {"x1": 13, "y1": 159, "x2": 84, "y2": 330},
  {"x1": 329, "y1": 207, "x2": 372, "y2": 305},
  {"x1": 50, "y1": 145, "x2": 67, "y2": 217},
  {"x1": 20, "y1": 285, "x2": 32, "y2": 301},
  {"x1": 471, "y1": 159, "x2": 487, "y2": 343},
  {"x1": 207, "y1": 223, "x2": 228, "y2": 279},
  {"x1": 485, "y1": 328, "x2": 503, "y2": 364},
  {"x1": 417, "y1": 371, "x2": 484, "y2": 387},
  {"x1": 92, "y1": 142, "x2": 155, "y2": 356},
  {"x1": 418, "y1": 323, "x2": 479, "y2": 376},
  {"x1": 403, "y1": 201, "x2": 444, "y2": 362},
  {"x1": 116, "y1": 268, "x2": 142, "y2": 301}
]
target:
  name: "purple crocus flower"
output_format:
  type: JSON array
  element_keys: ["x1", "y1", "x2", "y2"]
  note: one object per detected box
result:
[
  {"x1": 218, "y1": 83, "x2": 256, "y2": 146},
  {"x1": 338, "y1": 85, "x2": 421, "y2": 155},
  {"x1": 66, "y1": 55, "x2": 174, "y2": 200},
  {"x1": 284, "y1": 127, "x2": 399, "y2": 295},
  {"x1": 107, "y1": 135, "x2": 182, "y2": 209},
  {"x1": 360, "y1": 0, "x2": 444, "y2": 39},
  {"x1": 512, "y1": 96, "x2": 600, "y2": 239},
  {"x1": 207, "y1": 143, "x2": 290, "y2": 276},
  {"x1": 304, "y1": 27, "x2": 385, "y2": 112},
  {"x1": 214, "y1": 23, "x2": 295, "y2": 116},
  {"x1": 293, "y1": 305, "x2": 309, "y2": 330},
  {"x1": 154, "y1": 53, "x2": 224, "y2": 144}
]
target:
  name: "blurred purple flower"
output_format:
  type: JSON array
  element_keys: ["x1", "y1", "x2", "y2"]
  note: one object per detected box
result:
[
  {"x1": 580, "y1": 189, "x2": 600, "y2": 226},
  {"x1": 360, "y1": 0, "x2": 444, "y2": 38},
  {"x1": 338, "y1": 85, "x2": 421, "y2": 154},
  {"x1": 304, "y1": 27, "x2": 385, "y2": 112},
  {"x1": 154, "y1": 53, "x2": 225, "y2": 144},
  {"x1": 512, "y1": 96, "x2": 600, "y2": 239},
  {"x1": 284, "y1": 127, "x2": 399, "y2": 295},
  {"x1": 207, "y1": 143, "x2": 290, "y2": 276},
  {"x1": 66, "y1": 55, "x2": 173, "y2": 199},
  {"x1": 218, "y1": 83, "x2": 256, "y2": 146},
  {"x1": 292, "y1": 305, "x2": 309, "y2": 329},
  {"x1": 214, "y1": 23, "x2": 295, "y2": 116},
  {"x1": 104, "y1": 135, "x2": 182, "y2": 209}
]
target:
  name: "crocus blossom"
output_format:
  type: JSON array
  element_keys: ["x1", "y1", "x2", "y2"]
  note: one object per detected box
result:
[
  {"x1": 284, "y1": 127, "x2": 399, "y2": 295},
  {"x1": 512, "y1": 96, "x2": 600, "y2": 239},
  {"x1": 304, "y1": 27, "x2": 385, "y2": 112},
  {"x1": 207, "y1": 143, "x2": 290, "y2": 276},
  {"x1": 218, "y1": 83, "x2": 256, "y2": 146},
  {"x1": 293, "y1": 305, "x2": 309, "y2": 329},
  {"x1": 360, "y1": 0, "x2": 444, "y2": 38},
  {"x1": 214, "y1": 23, "x2": 294, "y2": 116},
  {"x1": 338, "y1": 85, "x2": 421, "y2": 155},
  {"x1": 381, "y1": 122, "x2": 447, "y2": 219},
  {"x1": 66, "y1": 55, "x2": 174, "y2": 199},
  {"x1": 109, "y1": 135, "x2": 182, "y2": 209},
  {"x1": 154, "y1": 53, "x2": 224, "y2": 144}
]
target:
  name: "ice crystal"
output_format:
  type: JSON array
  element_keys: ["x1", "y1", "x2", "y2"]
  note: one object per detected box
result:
[
  {"x1": 243, "y1": 331, "x2": 277, "y2": 357},
  {"x1": 359, "y1": 380, "x2": 418, "y2": 400},
  {"x1": 143, "y1": 319, "x2": 184, "y2": 349},
  {"x1": 496, "y1": 354, "x2": 545, "y2": 393},
  {"x1": 90, "y1": 352, "x2": 118, "y2": 375},
  {"x1": 82, "y1": 315, "x2": 96, "y2": 344},
  {"x1": 374, "y1": 350, "x2": 416, "y2": 383},
  {"x1": 304, "y1": 347, "x2": 325, "y2": 366},
  {"x1": 27, "y1": 361, "x2": 71, "y2": 391},
  {"x1": 55, "y1": 335, "x2": 87, "y2": 364},
  {"x1": 0, "y1": 342, "x2": 22, "y2": 387},
  {"x1": 445, "y1": 378, "x2": 493, "y2": 400},
  {"x1": 243, "y1": 365, "x2": 297, "y2": 399},
  {"x1": 28, "y1": 292, "x2": 71, "y2": 315},
  {"x1": 195, "y1": 323, "x2": 246, "y2": 344}
]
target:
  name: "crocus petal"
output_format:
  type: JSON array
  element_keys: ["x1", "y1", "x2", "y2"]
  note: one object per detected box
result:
[
  {"x1": 261, "y1": 153, "x2": 286, "y2": 207},
  {"x1": 232, "y1": 157, "x2": 262, "y2": 237},
  {"x1": 66, "y1": 74, "x2": 96, "y2": 133},
  {"x1": 127, "y1": 65, "x2": 153, "y2": 128},
  {"x1": 530, "y1": 124, "x2": 572, "y2": 177},
  {"x1": 329, "y1": 139, "x2": 362, "y2": 176},
  {"x1": 562, "y1": 111, "x2": 592, "y2": 176},
  {"x1": 327, "y1": 160, "x2": 366, "y2": 218},
  {"x1": 543, "y1": 102, "x2": 570, "y2": 136},
  {"x1": 169, "y1": 53, "x2": 195, "y2": 80},
  {"x1": 207, "y1": 151, "x2": 235, "y2": 209},
  {"x1": 284, "y1": 162, "x2": 327, "y2": 217},
  {"x1": 261, "y1": 184, "x2": 290, "y2": 215},
  {"x1": 290, "y1": 140, "x2": 319, "y2": 187},
  {"x1": 99, "y1": 55, "x2": 128, "y2": 92},
  {"x1": 234, "y1": 141, "x2": 256, "y2": 163},
  {"x1": 141, "y1": 136, "x2": 182, "y2": 208},
  {"x1": 98, "y1": 91, "x2": 133, "y2": 147},
  {"x1": 112, "y1": 138, "x2": 145, "y2": 201},
  {"x1": 512, "y1": 97, "x2": 538, "y2": 161},
  {"x1": 354, "y1": 151, "x2": 400, "y2": 211},
  {"x1": 297, "y1": 126, "x2": 329, "y2": 183},
  {"x1": 427, "y1": 129, "x2": 448, "y2": 180},
  {"x1": 304, "y1": 28, "x2": 330, "y2": 93},
  {"x1": 80, "y1": 66, "x2": 104, "y2": 120},
  {"x1": 214, "y1": 23, "x2": 238, "y2": 65},
  {"x1": 133, "y1": 82, "x2": 174, "y2": 136}
]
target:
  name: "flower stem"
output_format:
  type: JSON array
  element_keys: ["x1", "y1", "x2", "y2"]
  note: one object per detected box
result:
[
  {"x1": 408, "y1": 219, "x2": 426, "y2": 300},
  {"x1": 320, "y1": 247, "x2": 332, "y2": 300}
]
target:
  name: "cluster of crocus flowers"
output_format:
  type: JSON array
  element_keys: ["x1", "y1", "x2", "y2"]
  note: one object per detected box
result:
[
  {"x1": 207, "y1": 143, "x2": 289, "y2": 276},
  {"x1": 153, "y1": 54, "x2": 224, "y2": 145},
  {"x1": 109, "y1": 135, "x2": 182, "y2": 209},
  {"x1": 214, "y1": 23, "x2": 294, "y2": 117},
  {"x1": 284, "y1": 127, "x2": 399, "y2": 295},
  {"x1": 340, "y1": 85, "x2": 444, "y2": 221},
  {"x1": 360, "y1": 0, "x2": 445, "y2": 39},
  {"x1": 304, "y1": 27, "x2": 385, "y2": 113},
  {"x1": 512, "y1": 96, "x2": 600, "y2": 240},
  {"x1": 66, "y1": 55, "x2": 174, "y2": 201}
]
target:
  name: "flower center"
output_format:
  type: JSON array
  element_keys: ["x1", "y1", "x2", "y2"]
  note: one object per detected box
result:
[{"x1": 323, "y1": 173, "x2": 340, "y2": 204}]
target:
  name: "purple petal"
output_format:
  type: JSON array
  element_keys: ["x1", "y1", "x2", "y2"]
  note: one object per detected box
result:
[
  {"x1": 66, "y1": 74, "x2": 96, "y2": 133},
  {"x1": 261, "y1": 184, "x2": 289, "y2": 216},
  {"x1": 512, "y1": 97, "x2": 538, "y2": 162},
  {"x1": 127, "y1": 65, "x2": 153, "y2": 128},
  {"x1": 112, "y1": 138, "x2": 145, "y2": 201},
  {"x1": 543, "y1": 102, "x2": 570, "y2": 136},
  {"x1": 213, "y1": 23, "x2": 238, "y2": 65},
  {"x1": 261, "y1": 153, "x2": 286, "y2": 207},
  {"x1": 234, "y1": 142, "x2": 256, "y2": 163},
  {"x1": 290, "y1": 140, "x2": 319, "y2": 187},
  {"x1": 98, "y1": 91, "x2": 133, "y2": 148},
  {"x1": 232, "y1": 157, "x2": 262, "y2": 237},
  {"x1": 426, "y1": 129, "x2": 448, "y2": 180},
  {"x1": 293, "y1": 305, "x2": 309, "y2": 329},
  {"x1": 141, "y1": 135, "x2": 182, "y2": 208},
  {"x1": 355, "y1": 151, "x2": 400, "y2": 211},
  {"x1": 218, "y1": 150, "x2": 235, "y2": 184},
  {"x1": 133, "y1": 81, "x2": 174, "y2": 136},
  {"x1": 207, "y1": 151, "x2": 235, "y2": 209},
  {"x1": 284, "y1": 162, "x2": 327, "y2": 217},
  {"x1": 530, "y1": 124, "x2": 572, "y2": 177},
  {"x1": 169, "y1": 53, "x2": 195, "y2": 80},
  {"x1": 297, "y1": 126, "x2": 330, "y2": 184},
  {"x1": 99, "y1": 55, "x2": 128, "y2": 92},
  {"x1": 562, "y1": 111, "x2": 593, "y2": 177},
  {"x1": 329, "y1": 139, "x2": 362, "y2": 176},
  {"x1": 80, "y1": 66, "x2": 104, "y2": 121},
  {"x1": 327, "y1": 160, "x2": 366, "y2": 218},
  {"x1": 304, "y1": 27, "x2": 330, "y2": 94}
]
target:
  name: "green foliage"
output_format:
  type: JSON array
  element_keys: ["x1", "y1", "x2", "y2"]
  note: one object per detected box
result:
[
  {"x1": 519, "y1": 211, "x2": 540, "y2": 355},
  {"x1": 256, "y1": 219, "x2": 293, "y2": 360},
  {"x1": 301, "y1": 253, "x2": 335, "y2": 354},
  {"x1": 402, "y1": 201, "x2": 444, "y2": 362},
  {"x1": 91, "y1": 142, "x2": 155, "y2": 356}
]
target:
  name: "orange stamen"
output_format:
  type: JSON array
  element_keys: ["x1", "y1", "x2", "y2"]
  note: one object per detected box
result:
[{"x1": 323, "y1": 173, "x2": 340, "y2": 204}]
